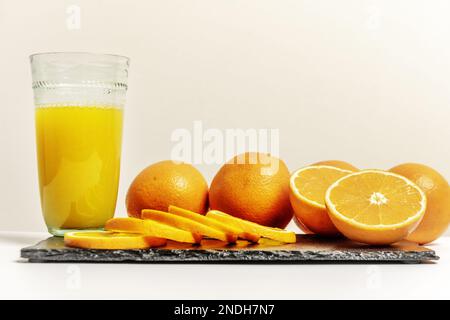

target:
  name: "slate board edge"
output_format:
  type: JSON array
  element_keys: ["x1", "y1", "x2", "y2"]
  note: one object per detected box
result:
[{"x1": 20, "y1": 247, "x2": 439, "y2": 263}]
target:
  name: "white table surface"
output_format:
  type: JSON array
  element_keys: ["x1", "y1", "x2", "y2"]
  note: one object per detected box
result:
[{"x1": 1, "y1": 231, "x2": 449, "y2": 299}]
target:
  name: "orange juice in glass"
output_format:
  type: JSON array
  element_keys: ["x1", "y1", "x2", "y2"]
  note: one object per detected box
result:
[{"x1": 30, "y1": 53, "x2": 129, "y2": 236}]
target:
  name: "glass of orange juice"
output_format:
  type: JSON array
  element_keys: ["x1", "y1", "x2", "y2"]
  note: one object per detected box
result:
[{"x1": 30, "y1": 52, "x2": 129, "y2": 236}]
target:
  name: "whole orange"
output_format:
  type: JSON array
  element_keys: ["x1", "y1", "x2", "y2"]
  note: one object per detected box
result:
[
  {"x1": 312, "y1": 160, "x2": 359, "y2": 172},
  {"x1": 209, "y1": 152, "x2": 293, "y2": 228},
  {"x1": 126, "y1": 161, "x2": 208, "y2": 218},
  {"x1": 389, "y1": 163, "x2": 450, "y2": 244}
]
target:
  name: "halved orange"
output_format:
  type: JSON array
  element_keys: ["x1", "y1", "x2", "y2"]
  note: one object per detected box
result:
[
  {"x1": 325, "y1": 170, "x2": 426, "y2": 245},
  {"x1": 289, "y1": 165, "x2": 353, "y2": 236},
  {"x1": 64, "y1": 231, "x2": 166, "y2": 250}
]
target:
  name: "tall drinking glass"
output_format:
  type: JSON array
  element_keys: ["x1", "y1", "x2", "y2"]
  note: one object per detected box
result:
[{"x1": 30, "y1": 52, "x2": 129, "y2": 236}]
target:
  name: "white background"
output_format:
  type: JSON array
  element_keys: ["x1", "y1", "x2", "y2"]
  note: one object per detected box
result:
[{"x1": 0, "y1": 0, "x2": 449, "y2": 233}]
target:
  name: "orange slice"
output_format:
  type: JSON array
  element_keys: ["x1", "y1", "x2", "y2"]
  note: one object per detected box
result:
[
  {"x1": 105, "y1": 217, "x2": 202, "y2": 244},
  {"x1": 168, "y1": 205, "x2": 259, "y2": 242},
  {"x1": 64, "y1": 231, "x2": 166, "y2": 250},
  {"x1": 289, "y1": 165, "x2": 352, "y2": 236},
  {"x1": 206, "y1": 210, "x2": 295, "y2": 243},
  {"x1": 200, "y1": 210, "x2": 260, "y2": 243},
  {"x1": 325, "y1": 170, "x2": 426, "y2": 245},
  {"x1": 142, "y1": 209, "x2": 237, "y2": 243},
  {"x1": 168, "y1": 205, "x2": 241, "y2": 242}
]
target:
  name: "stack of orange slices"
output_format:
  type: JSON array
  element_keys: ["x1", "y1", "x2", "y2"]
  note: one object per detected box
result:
[{"x1": 64, "y1": 205, "x2": 296, "y2": 249}]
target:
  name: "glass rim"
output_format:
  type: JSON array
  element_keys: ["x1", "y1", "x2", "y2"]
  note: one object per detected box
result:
[{"x1": 29, "y1": 51, "x2": 130, "y2": 62}]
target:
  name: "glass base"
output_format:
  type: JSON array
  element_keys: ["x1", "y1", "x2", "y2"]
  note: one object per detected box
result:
[{"x1": 48, "y1": 227, "x2": 105, "y2": 237}]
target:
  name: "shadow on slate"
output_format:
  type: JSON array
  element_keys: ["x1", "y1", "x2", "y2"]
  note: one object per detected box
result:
[{"x1": 20, "y1": 234, "x2": 439, "y2": 264}]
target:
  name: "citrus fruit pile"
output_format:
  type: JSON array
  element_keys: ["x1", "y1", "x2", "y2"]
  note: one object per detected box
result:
[
  {"x1": 290, "y1": 162, "x2": 449, "y2": 245},
  {"x1": 64, "y1": 153, "x2": 449, "y2": 248}
]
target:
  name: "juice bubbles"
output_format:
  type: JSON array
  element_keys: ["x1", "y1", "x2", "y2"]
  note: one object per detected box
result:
[{"x1": 35, "y1": 105, "x2": 123, "y2": 232}]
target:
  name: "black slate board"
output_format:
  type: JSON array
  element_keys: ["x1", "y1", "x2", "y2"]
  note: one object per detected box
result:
[{"x1": 20, "y1": 235, "x2": 439, "y2": 263}]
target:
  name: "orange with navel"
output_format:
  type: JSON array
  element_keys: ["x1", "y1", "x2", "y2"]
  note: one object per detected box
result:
[
  {"x1": 389, "y1": 163, "x2": 450, "y2": 244},
  {"x1": 209, "y1": 152, "x2": 293, "y2": 228},
  {"x1": 126, "y1": 160, "x2": 208, "y2": 218}
]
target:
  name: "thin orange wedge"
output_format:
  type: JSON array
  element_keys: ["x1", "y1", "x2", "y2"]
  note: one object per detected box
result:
[
  {"x1": 105, "y1": 217, "x2": 202, "y2": 244},
  {"x1": 206, "y1": 210, "x2": 295, "y2": 243},
  {"x1": 325, "y1": 170, "x2": 426, "y2": 245},
  {"x1": 289, "y1": 165, "x2": 352, "y2": 236},
  {"x1": 142, "y1": 209, "x2": 237, "y2": 243},
  {"x1": 64, "y1": 231, "x2": 166, "y2": 250}
]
